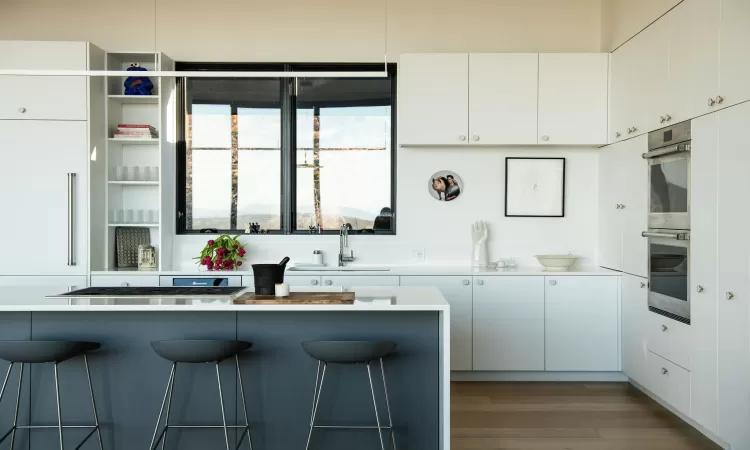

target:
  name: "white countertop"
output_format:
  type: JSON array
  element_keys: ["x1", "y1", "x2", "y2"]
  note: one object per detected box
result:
[
  {"x1": 92, "y1": 266, "x2": 620, "y2": 277},
  {"x1": 0, "y1": 286, "x2": 448, "y2": 312}
]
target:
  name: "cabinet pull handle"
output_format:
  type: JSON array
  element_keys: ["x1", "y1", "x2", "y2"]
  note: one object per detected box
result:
[
  {"x1": 476, "y1": 279, "x2": 484, "y2": 286},
  {"x1": 661, "y1": 324, "x2": 668, "y2": 332},
  {"x1": 311, "y1": 279, "x2": 319, "y2": 285},
  {"x1": 708, "y1": 98, "x2": 716, "y2": 106},
  {"x1": 716, "y1": 96, "x2": 724, "y2": 104},
  {"x1": 664, "y1": 114, "x2": 672, "y2": 122},
  {"x1": 462, "y1": 279, "x2": 470, "y2": 285},
  {"x1": 549, "y1": 280, "x2": 557, "y2": 286},
  {"x1": 541, "y1": 135, "x2": 550, "y2": 142},
  {"x1": 18, "y1": 107, "x2": 26, "y2": 113},
  {"x1": 472, "y1": 135, "x2": 480, "y2": 142},
  {"x1": 661, "y1": 368, "x2": 668, "y2": 375},
  {"x1": 660, "y1": 116, "x2": 666, "y2": 123},
  {"x1": 67, "y1": 173, "x2": 76, "y2": 266},
  {"x1": 121, "y1": 282, "x2": 129, "y2": 287},
  {"x1": 640, "y1": 282, "x2": 646, "y2": 289},
  {"x1": 615, "y1": 132, "x2": 621, "y2": 138},
  {"x1": 726, "y1": 292, "x2": 735, "y2": 300},
  {"x1": 325, "y1": 280, "x2": 333, "y2": 286},
  {"x1": 459, "y1": 135, "x2": 467, "y2": 142},
  {"x1": 696, "y1": 285, "x2": 704, "y2": 293}
]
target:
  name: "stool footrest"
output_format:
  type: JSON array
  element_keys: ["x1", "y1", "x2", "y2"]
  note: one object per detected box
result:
[{"x1": 314, "y1": 425, "x2": 393, "y2": 429}]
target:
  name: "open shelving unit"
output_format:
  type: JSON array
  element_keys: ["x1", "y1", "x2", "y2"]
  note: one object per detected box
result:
[{"x1": 93, "y1": 51, "x2": 175, "y2": 271}]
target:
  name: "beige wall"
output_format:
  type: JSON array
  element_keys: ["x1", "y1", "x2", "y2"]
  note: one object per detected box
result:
[
  {"x1": 0, "y1": 0, "x2": 602, "y2": 61},
  {"x1": 601, "y1": 0, "x2": 682, "y2": 51}
]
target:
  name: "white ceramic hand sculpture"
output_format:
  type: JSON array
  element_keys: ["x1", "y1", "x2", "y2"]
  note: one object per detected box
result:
[{"x1": 471, "y1": 221, "x2": 489, "y2": 268}]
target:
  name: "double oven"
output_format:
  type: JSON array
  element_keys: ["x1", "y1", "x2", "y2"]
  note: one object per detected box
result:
[{"x1": 642, "y1": 121, "x2": 691, "y2": 324}]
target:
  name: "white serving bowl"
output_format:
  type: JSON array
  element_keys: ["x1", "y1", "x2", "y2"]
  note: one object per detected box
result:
[{"x1": 535, "y1": 255, "x2": 579, "y2": 272}]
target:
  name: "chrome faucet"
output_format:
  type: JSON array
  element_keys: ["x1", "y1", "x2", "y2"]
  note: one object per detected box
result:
[{"x1": 338, "y1": 223, "x2": 355, "y2": 267}]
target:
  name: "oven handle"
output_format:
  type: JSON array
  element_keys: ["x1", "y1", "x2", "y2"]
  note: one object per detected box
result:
[
  {"x1": 642, "y1": 231, "x2": 690, "y2": 240},
  {"x1": 642, "y1": 143, "x2": 691, "y2": 159}
]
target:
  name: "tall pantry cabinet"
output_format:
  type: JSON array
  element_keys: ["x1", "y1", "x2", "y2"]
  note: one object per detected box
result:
[{"x1": 0, "y1": 41, "x2": 104, "y2": 284}]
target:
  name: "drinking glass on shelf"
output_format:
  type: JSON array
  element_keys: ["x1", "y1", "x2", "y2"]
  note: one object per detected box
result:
[
  {"x1": 125, "y1": 209, "x2": 134, "y2": 224},
  {"x1": 115, "y1": 166, "x2": 125, "y2": 181},
  {"x1": 147, "y1": 209, "x2": 157, "y2": 224},
  {"x1": 130, "y1": 166, "x2": 140, "y2": 182},
  {"x1": 136, "y1": 209, "x2": 145, "y2": 224},
  {"x1": 114, "y1": 209, "x2": 124, "y2": 224},
  {"x1": 140, "y1": 167, "x2": 149, "y2": 182},
  {"x1": 149, "y1": 166, "x2": 159, "y2": 182}
]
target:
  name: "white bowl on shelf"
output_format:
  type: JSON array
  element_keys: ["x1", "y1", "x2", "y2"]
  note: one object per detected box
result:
[{"x1": 535, "y1": 255, "x2": 579, "y2": 272}]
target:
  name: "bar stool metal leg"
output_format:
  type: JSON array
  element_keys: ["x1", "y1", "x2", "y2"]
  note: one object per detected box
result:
[
  {"x1": 161, "y1": 363, "x2": 177, "y2": 450},
  {"x1": 9, "y1": 363, "x2": 24, "y2": 450},
  {"x1": 235, "y1": 355, "x2": 253, "y2": 449},
  {"x1": 214, "y1": 363, "x2": 231, "y2": 450},
  {"x1": 83, "y1": 354, "x2": 105, "y2": 450},
  {"x1": 149, "y1": 363, "x2": 176, "y2": 450},
  {"x1": 53, "y1": 362, "x2": 65, "y2": 450},
  {"x1": 0, "y1": 362, "x2": 13, "y2": 404},
  {"x1": 380, "y1": 358, "x2": 396, "y2": 450},
  {"x1": 305, "y1": 362, "x2": 326, "y2": 450},
  {"x1": 366, "y1": 363, "x2": 386, "y2": 450}
]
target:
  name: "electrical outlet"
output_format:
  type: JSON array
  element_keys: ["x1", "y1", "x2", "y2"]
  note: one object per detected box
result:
[{"x1": 412, "y1": 248, "x2": 425, "y2": 261}]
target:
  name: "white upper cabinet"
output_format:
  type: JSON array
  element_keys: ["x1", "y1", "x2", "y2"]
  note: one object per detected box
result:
[
  {"x1": 689, "y1": 0, "x2": 721, "y2": 117},
  {"x1": 544, "y1": 276, "x2": 619, "y2": 371},
  {"x1": 0, "y1": 41, "x2": 88, "y2": 121},
  {"x1": 598, "y1": 142, "x2": 624, "y2": 271},
  {"x1": 469, "y1": 53, "x2": 538, "y2": 145},
  {"x1": 621, "y1": 273, "x2": 649, "y2": 384},
  {"x1": 663, "y1": 2, "x2": 693, "y2": 126},
  {"x1": 718, "y1": 0, "x2": 750, "y2": 109},
  {"x1": 400, "y1": 52, "x2": 607, "y2": 146},
  {"x1": 637, "y1": 15, "x2": 670, "y2": 135},
  {"x1": 538, "y1": 53, "x2": 608, "y2": 145},
  {"x1": 399, "y1": 53, "x2": 469, "y2": 146}
]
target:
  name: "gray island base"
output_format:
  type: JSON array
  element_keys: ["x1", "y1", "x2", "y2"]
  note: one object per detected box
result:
[{"x1": 0, "y1": 287, "x2": 449, "y2": 450}]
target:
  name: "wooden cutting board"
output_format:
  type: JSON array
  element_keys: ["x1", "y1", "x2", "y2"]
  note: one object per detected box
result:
[{"x1": 232, "y1": 292, "x2": 355, "y2": 305}]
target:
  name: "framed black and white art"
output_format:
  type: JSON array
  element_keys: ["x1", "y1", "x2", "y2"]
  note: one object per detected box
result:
[{"x1": 505, "y1": 157, "x2": 566, "y2": 217}]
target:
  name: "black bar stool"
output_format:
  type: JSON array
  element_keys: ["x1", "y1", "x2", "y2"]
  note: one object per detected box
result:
[
  {"x1": 302, "y1": 340, "x2": 397, "y2": 450},
  {"x1": 148, "y1": 339, "x2": 254, "y2": 450},
  {"x1": 0, "y1": 340, "x2": 104, "y2": 450}
]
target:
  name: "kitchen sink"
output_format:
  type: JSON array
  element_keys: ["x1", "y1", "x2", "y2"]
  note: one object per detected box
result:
[{"x1": 287, "y1": 266, "x2": 390, "y2": 272}]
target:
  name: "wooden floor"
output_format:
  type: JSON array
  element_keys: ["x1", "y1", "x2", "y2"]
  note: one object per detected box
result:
[{"x1": 451, "y1": 382, "x2": 722, "y2": 450}]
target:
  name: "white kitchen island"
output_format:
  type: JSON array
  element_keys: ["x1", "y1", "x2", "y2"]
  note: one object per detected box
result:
[{"x1": 0, "y1": 286, "x2": 450, "y2": 450}]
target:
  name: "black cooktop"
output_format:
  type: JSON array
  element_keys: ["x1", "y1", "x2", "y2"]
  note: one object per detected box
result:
[{"x1": 61, "y1": 286, "x2": 246, "y2": 297}]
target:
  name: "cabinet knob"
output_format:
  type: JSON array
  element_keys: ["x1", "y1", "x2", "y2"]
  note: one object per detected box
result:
[
  {"x1": 615, "y1": 132, "x2": 621, "y2": 138},
  {"x1": 615, "y1": 204, "x2": 620, "y2": 209},
  {"x1": 620, "y1": 204, "x2": 626, "y2": 209},
  {"x1": 541, "y1": 135, "x2": 550, "y2": 142},
  {"x1": 311, "y1": 279, "x2": 319, "y2": 285},
  {"x1": 18, "y1": 107, "x2": 26, "y2": 113},
  {"x1": 459, "y1": 135, "x2": 467, "y2": 141},
  {"x1": 121, "y1": 282, "x2": 129, "y2": 287},
  {"x1": 708, "y1": 97, "x2": 716, "y2": 106},
  {"x1": 696, "y1": 285, "x2": 704, "y2": 293},
  {"x1": 640, "y1": 282, "x2": 646, "y2": 289},
  {"x1": 716, "y1": 95, "x2": 724, "y2": 104},
  {"x1": 472, "y1": 135, "x2": 480, "y2": 142},
  {"x1": 726, "y1": 292, "x2": 735, "y2": 300},
  {"x1": 661, "y1": 324, "x2": 668, "y2": 332},
  {"x1": 661, "y1": 367, "x2": 669, "y2": 375},
  {"x1": 549, "y1": 280, "x2": 557, "y2": 286},
  {"x1": 462, "y1": 279, "x2": 470, "y2": 285},
  {"x1": 476, "y1": 279, "x2": 484, "y2": 286},
  {"x1": 324, "y1": 280, "x2": 333, "y2": 286},
  {"x1": 664, "y1": 114, "x2": 672, "y2": 122},
  {"x1": 660, "y1": 116, "x2": 666, "y2": 123},
  {"x1": 631, "y1": 127, "x2": 637, "y2": 133}
]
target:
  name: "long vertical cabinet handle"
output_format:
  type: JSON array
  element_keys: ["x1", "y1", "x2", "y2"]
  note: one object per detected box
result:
[{"x1": 67, "y1": 173, "x2": 76, "y2": 266}]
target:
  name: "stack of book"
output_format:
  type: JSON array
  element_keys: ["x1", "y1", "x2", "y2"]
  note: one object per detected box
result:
[{"x1": 113, "y1": 124, "x2": 158, "y2": 140}]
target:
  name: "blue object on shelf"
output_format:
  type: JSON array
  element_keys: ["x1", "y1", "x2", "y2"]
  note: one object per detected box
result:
[
  {"x1": 124, "y1": 64, "x2": 154, "y2": 96},
  {"x1": 172, "y1": 278, "x2": 230, "y2": 287}
]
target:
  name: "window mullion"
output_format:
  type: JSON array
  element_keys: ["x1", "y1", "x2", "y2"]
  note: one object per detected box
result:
[{"x1": 281, "y1": 72, "x2": 296, "y2": 234}]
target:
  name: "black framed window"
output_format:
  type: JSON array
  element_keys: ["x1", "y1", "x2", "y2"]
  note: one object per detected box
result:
[{"x1": 176, "y1": 63, "x2": 396, "y2": 235}]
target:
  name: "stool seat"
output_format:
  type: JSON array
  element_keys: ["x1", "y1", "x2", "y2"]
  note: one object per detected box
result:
[
  {"x1": 151, "y1": 340, "x2": 251, "y2": 363},
  {"x1": 302, "y1": 340, "x2": 395, "y2": 364},
  {"x1": 0, "y1": 340, "x2": 100, "y2": 363}
]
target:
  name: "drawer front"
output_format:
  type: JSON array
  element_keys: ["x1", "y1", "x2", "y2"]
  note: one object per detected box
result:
[
  {"x1": 91, "y1": 275, "x2": 159, "y2": 287},
  {"x1": 646, "y1": 350, "x2": 691, "y2": 416},
  {"x1": 281, "y1": 275, "x2": 322, "y2": 287},
  {"x1": 646, "y1": 311, "x2": 691, "y2": 370},
  {"x1": 0, "y1": 76, "x2": 87, "y2": 120},
  {"x1": 159, "y1": 276, "x2": 242, "y2": 287}
]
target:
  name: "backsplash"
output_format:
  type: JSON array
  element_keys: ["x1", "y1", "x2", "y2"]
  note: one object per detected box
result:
[{"x1": 172, "y1": 146, "x2": 600, "y2": 269}]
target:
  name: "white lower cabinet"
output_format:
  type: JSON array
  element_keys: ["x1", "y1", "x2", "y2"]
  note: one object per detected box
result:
[
  {"x1": 321, "y1": 276, "x2": 400, "y2": 289},
  {"x1": 90, "y1": 275, "x2": 159, "y2": 287},
  {"x1": 645, "y1": 312, "x2": 691, "y2": 370},
  {"x1": 621, "y1": 274, "x2": 649, "y2": 384},
  {"x1": 400, "y1": 276, "x2": 473, "y2": 371},
  {"x1": 646, "y1": 350, "x2": 691, "y2": 417},
  {"x1": 544, "y1": 276, "x2": 619, "y2": 371},
  {"x1": 472, "y1": 277, "x2": 545, "y2": 371},
  {"x1": 0, "y1": 276, "x2": 87, "y2": 290},
  {"x1": 283, "y1": 275, "x2": 322, "y2": 287}
]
